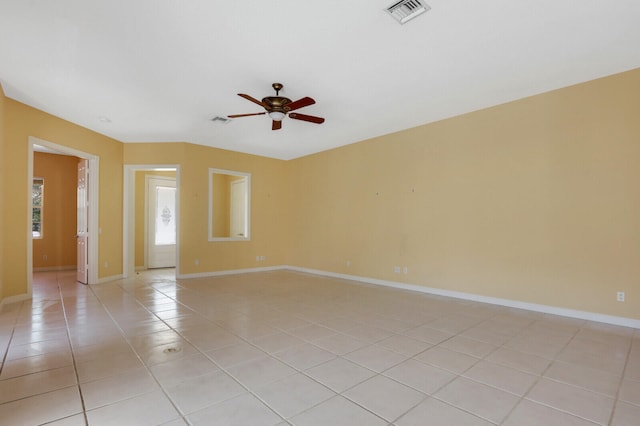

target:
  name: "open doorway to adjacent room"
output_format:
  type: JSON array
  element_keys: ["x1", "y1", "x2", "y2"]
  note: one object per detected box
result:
[
  {"x1": 28, "y1": 137, "x2": 99, "y2": 293},
  {"x1": 123, "y1": 165, "x2": 180, "y2": 278}
]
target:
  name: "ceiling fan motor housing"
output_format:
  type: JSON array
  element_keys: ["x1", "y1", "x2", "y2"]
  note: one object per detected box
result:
[{"x1": 262, "y1": 96, "x2": 292, "y2": 114}]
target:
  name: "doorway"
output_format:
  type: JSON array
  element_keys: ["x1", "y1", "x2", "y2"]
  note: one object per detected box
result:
[
  {"x1": 147, "y1": 176, "x2": 177, "y2": 268},
  {"x1": 123, "y1": 165, "x2": 180, "y2": 278},
  {"x1": 27, "y1": 137, "x2": 99, "y2": 293}
]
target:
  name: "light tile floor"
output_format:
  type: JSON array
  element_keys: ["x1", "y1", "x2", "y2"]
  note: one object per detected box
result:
[{"x1": 1, "y1": 269, "x2": 639, "y2": 425}]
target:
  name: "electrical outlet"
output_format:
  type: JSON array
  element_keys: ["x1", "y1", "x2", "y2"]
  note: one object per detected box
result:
[
  {"x1": 104, "y1": 260, "x2": 109, "y2": 268},
  {"x1": 194, "y1": 258, "x2": 199, "y2": 266},
  {"x1": 394, "y1": 266, "x2": 401, "y2": 273},
  {"x1": 43, "y1": 255, "x2": 47, "y2": 261},
  {"x1": 617, "y1": 291, "x2": 625, "y2": 302},
  {"x1": 403, "y1": 266, "x2": 408, "y2": 275},
  {"x1": 346, "y1": 260, "x2": 351, "y2": 267}
]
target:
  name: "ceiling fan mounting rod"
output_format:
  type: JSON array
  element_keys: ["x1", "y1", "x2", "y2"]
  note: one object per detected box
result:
[{"x1": 272, "y1": 82, "x2": 283, "y2": 95}]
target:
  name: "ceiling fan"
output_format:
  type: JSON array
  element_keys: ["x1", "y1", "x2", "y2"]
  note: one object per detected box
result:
[{"x1": 228, "y1": 83, "x2": 325, "y2": 130}]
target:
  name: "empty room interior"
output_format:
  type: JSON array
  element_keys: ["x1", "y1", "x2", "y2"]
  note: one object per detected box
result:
[{"x1": 1, "y1": 1, "x2": 640, "y2": 425}]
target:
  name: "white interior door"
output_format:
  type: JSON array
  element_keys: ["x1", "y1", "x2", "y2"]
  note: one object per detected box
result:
[
  {"x1": 147, "y1": 177, "x2": 176, "y2": 268},
  {"x1": 230, "y1": 178, "x2": 247, "y2": 238},
  {"x1": 77, "y1": 159, "x2": 89, "y2": 283}
]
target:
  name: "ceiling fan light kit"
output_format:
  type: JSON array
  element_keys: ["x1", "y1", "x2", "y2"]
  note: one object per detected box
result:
[
  {"x1": 268, "y1": 111, "x2": 285, "y2": 121},
  {"x1": 228, "y1": 83, "x2": 325, "y2": 130}
]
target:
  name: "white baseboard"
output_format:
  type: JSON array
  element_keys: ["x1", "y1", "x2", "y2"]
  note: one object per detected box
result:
[
  {"x1": 95, "y1": 274, "x2": 125, "y2": 284},
  {"x1": 177, "y1": 265, "x2": 285, "y2": 280},
  {"x1": 0, "y1": 293, "x2": 31, "y2": 311},
  {"x1": 284, "y1": 266, "x2": 640, "y2": 329},
  {"x1": 149, "y1": 264, "x2": 640, "y2": 329},
  {"x1": 33, "y1": 266, "x2": 76, "y2": 272}
]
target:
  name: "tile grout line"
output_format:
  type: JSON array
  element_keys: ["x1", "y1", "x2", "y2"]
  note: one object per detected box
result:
[
  {"x1": 495, "y1": 318, "x2": 557, "y2": 425},
  {"x1": 121, "y1": 273, "x2": 330, "y2": 423},
  {"x1": 402, "y1": 312, "x2": 510, "y2": 426},
  {"x1": 496, "y1": 317, "x2": 581, "y2": 425},
  {"x1": 0, "y1": 301, "x2": 23, "y2": 380},
  {"x1": 159, "y1": 275, "x2": 509, "y2": 424},
  {"x1": 166, "y1": 277, "x2": 506, "y2": 424},
  {"x1": 84, "y1": 277, "x2": 190, "y2": 424},
  {"x1": 502, "y1": 321, "x2": 619, "y2": 425},
  {"x1": 194, "y1": 277, "x2": 625, "y2": 424},
  {"x1": 60, "y1": 270, "x2": 639, "y2": 426},
  {"x1": 129, "y1": 271, "x2": 638, "y2": 426},
  {"x1": 125, "y1": 276, "x2": 291, "y2": 423},
  {"x1": 148, "y1": 277, "x2": 329, "y2": 424},
  {"x1": 606, "y1": 334, "x2": 634, "y2": 425},
  {"x1": 55, "y1": 271, "x2": 90, "y2": 426},
  {"x1": 146, "y1": 275, "x2": 394, "y2": 424}
]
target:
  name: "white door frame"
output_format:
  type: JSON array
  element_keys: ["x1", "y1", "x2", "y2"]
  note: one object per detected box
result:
[
  {"x1": 123, "y1": 165, "x2": 180, "y2": 278},
  {"x1": 77, "y1": 159, "x2": 89, "y2": 284},
  {"x1": 27, "y1": 137, "x2": 100, "y2": 292}
]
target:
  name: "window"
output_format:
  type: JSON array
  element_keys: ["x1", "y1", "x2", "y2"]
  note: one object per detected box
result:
[{"x1": 32, "y1": 177, "x2": 44, "y2": 238}]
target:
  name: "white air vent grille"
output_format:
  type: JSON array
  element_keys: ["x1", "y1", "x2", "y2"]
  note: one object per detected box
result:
[
  {"x1": 211, "y1": 116, "x2": 231, "y2": 124},
  {"x1": 386, "y1": 0, "x2": 430, "y2": 24}
]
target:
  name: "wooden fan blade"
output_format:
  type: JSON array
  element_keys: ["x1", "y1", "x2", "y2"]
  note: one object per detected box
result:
[
  {"x1": 238, "y1": 93, "x2": 266, "y2": 108},
  {"x1": 272, "y1": 120, "x2": 282, "y2": 130},
  {"x1": 286, "y1": 97, "x2": 315, "y2": 112},
  {"x1": 227, "y1": 112, "x2": 266, "y2": 118},
  {"x1": 289, "y1": 112, "x2": 325, "y2": 124}
]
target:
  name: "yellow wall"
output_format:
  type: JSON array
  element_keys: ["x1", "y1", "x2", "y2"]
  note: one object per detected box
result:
[
  {"x1": 211, "y1": 172, "x2": 232, "y2": 237},
  {"x1": 2, "y1": 98, "x2": 123, "y2": 298},
  {"x1": 2, "y1": 68, "x2": 639, "y2": 321},
  {"x1": 124, "y1": 143, "x2": 292, "y2": 274},
  {"x1": 288, "y1": 68, "x2": 640, "y2": 319},
  {"x1": 32, "y1": 152, "x2": 78, "y2": 269},
  {"x1": 135, "y1": 170, "x2": 176, "y2": 268},
  {"x1": 211, "y1": 173, "x2": 245, "y2": 238},
  {"x1": 0, "y1": 84, "x2": 6, "y2": 300}
]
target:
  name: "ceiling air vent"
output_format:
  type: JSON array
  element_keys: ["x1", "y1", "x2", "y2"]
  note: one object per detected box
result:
[
  {"x1": 386, "y1": 0, "x2": 430, "y2": 24},
  {"x1": 211, "y1": 116, "x2": 231, "y2": 124}
]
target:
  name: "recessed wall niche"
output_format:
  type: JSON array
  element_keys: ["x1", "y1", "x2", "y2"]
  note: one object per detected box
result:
[{"x1": 208, "y1": 168, "x2": 251, "y2": 241}]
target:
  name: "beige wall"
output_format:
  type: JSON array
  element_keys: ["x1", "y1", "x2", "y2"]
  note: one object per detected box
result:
[
  {"x1": 135, "y1": 170, "x2": 177, "y2": 268},
  {"x1": 32, "y1": 152, "x2": 78, "y2": 269},
  {"x1": 211, "y1": 173, "x2": 245, "y2": 238},
  {"x1": 0, "y1": 84, "x2": 5, "y2": 300},
  {"x1": 124, "y1": 143, "x2": 292, "y2": 274},
  {"x1": 2, "y1": 68, "x2": 639, "y2": 321},
  {"x1": 2, "y1": 98, "x2": 123, "y2": 298},
  {"x1": 211, "y1": 172, "x2": 232, "y2": 238},
  {"x1": 288, "y1": 68, "x2": 640, "y2": 320}
]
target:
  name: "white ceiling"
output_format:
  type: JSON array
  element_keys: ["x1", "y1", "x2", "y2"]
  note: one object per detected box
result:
[{"x1": 1, "y1": 1, "x2": 639, "y2": 160}]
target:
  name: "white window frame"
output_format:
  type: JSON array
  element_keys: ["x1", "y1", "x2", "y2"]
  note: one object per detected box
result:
[{"x1": 32, "y1": 177, "x2": 44, "y2": 239}]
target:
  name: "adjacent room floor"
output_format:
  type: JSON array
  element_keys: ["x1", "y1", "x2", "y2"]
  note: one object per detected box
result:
[{"x1": 0, "y1": 269, "x2": 639, "y2": 425}]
